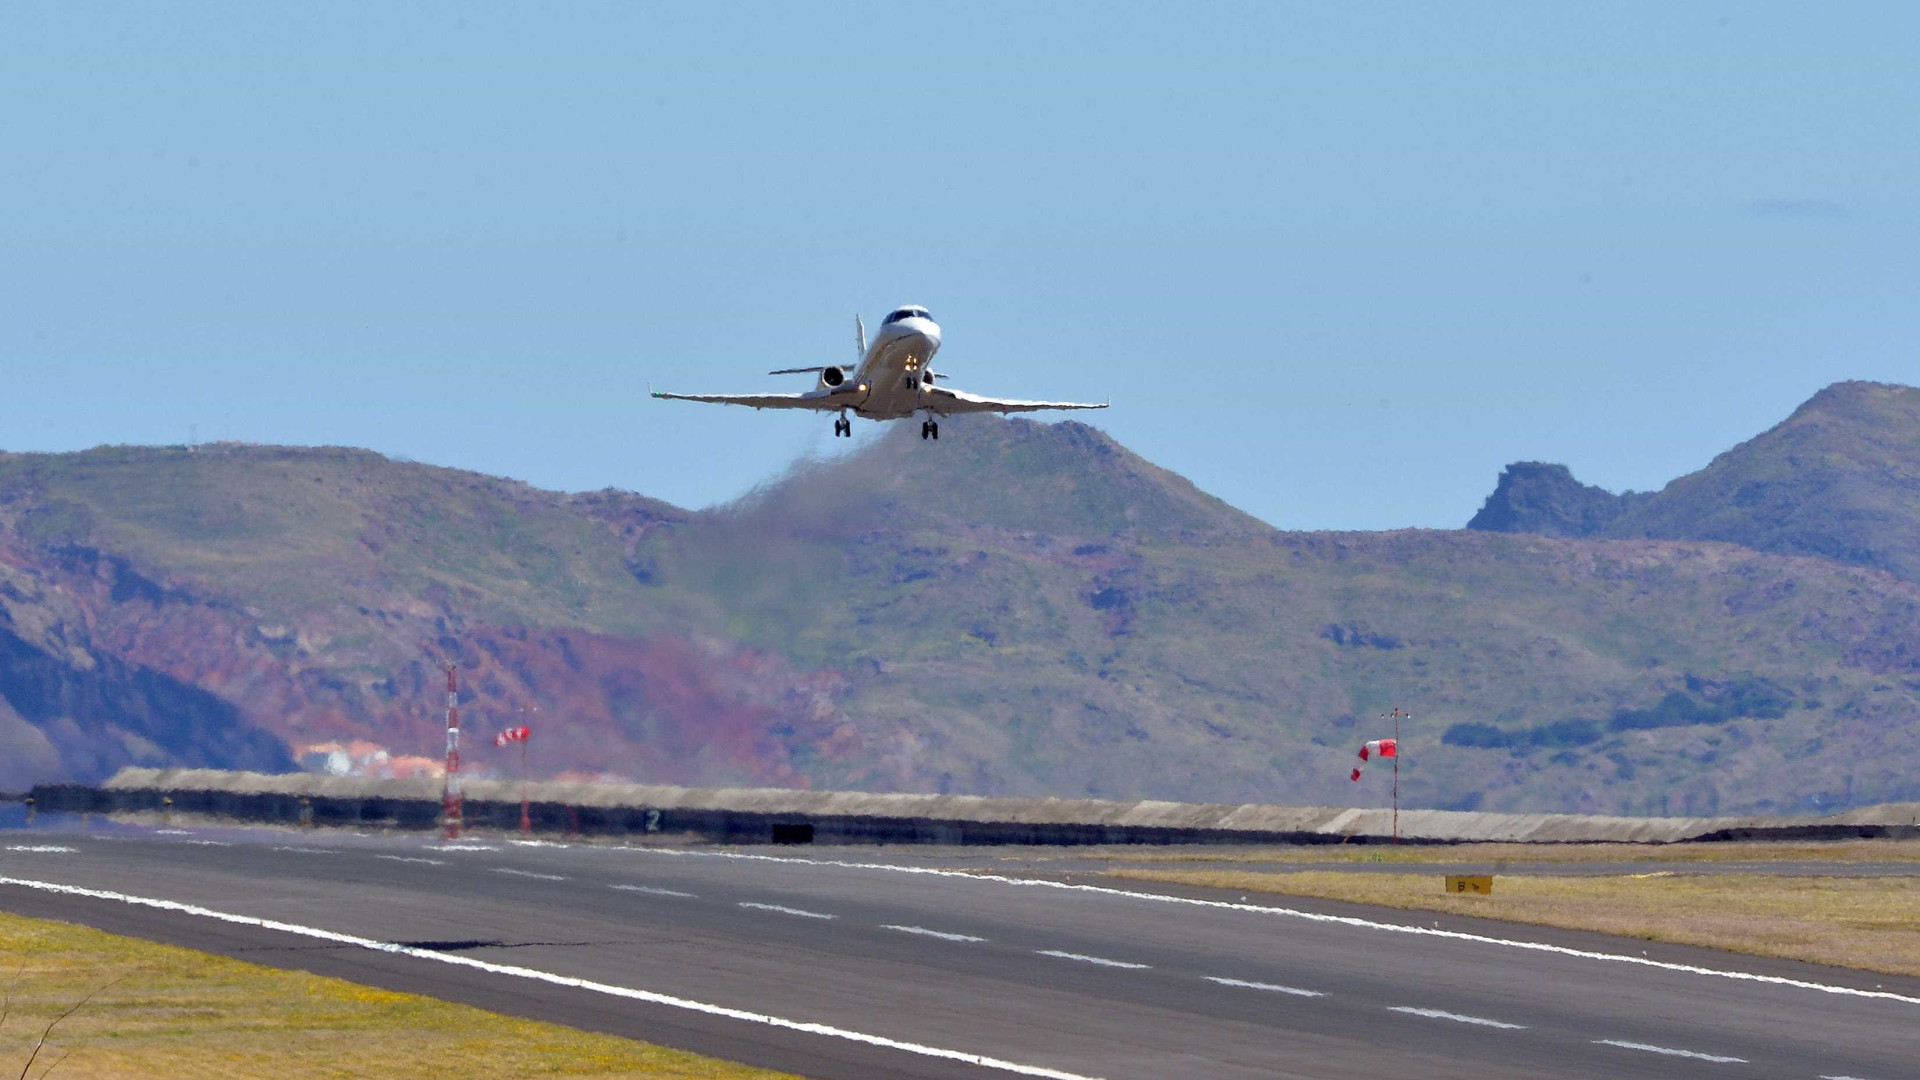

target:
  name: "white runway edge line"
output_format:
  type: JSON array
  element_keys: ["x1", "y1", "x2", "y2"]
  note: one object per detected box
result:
[
  {"x1": 1038, "y1": 950, "x2": 1150, "y2": 970},
  {"x1": 1593, "y1": 1039, "x2": 1746, "y2": 1063},
  {"x1": 493, "y1": 868, "x2": 567, "y2": 881},
  {"x1": 739, "y1": 902, "x2": 836, "y2": 920},
  {"x1": 1204, "y1": 976, "x2": 1322, "y2": 998},
  {"x1": 0, "y1": 876, "x2": 1105, "y2": 1080},
  {"x1": 885, "y1": 925, "x2": 986, "y2": 943},
  {"x1": 611, "y1": 885, "x2": 698, "y2": 898},
  {"x1": 630, "y1": 849, "x2": 1920, "y2": 1008},
  {"x1": 1389, "y1": 1006, "x2": 1525, "y2": 1029}
]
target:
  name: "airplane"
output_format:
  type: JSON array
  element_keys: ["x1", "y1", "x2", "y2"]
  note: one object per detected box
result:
[{"x1": 651, "y1": 305, "x2": 1108, "y2": 440}]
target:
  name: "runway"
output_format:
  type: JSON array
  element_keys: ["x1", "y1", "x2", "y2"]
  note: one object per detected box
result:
[{"x1": 1, "y1": 824, "x2": 1915, "y2": 1079}]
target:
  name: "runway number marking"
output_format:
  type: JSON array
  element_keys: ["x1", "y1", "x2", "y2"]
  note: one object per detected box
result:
[
  {"x1": 1204, "y1": 976, "x2": 1322, "y2": 997},
  {"x1": 0, "y1": 876, "x2": 1104, "y2": 1080},
  {"x1": 377, "y1": 855, "x2": 447, "y2": 866},
  {"x1": 1037, "y1": 950, "x2": 1150, "y2": 970},
  {"x1": 1593, "y1": 1039, "x2": 1746, "y2": 1063},
  {"x1": 739, "y1": 902, "x2": 835, "y2": 920},
  {"x1": 493, "y1": 868, "x2": 567, "y2": 881},
  {"x1": 1389, "y1": 1006, "x2": 1525, "y2": 1029},
  {"x1": 884, "y1": 925, "x2": 986, "y2": 943},
  {"x1": 611, "y1": 885, "x2": 697, "y2": 898},
  {"x1": 629, "y1": 849, "x2": 1920, "y2": 1008}
]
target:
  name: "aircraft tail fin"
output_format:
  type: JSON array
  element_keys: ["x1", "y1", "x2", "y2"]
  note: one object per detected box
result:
[{"x1": 855, "y1": 314, "x2": 867, "y2": 359}]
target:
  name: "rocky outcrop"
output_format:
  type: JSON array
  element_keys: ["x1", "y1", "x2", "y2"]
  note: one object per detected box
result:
[{"x1": 1467, "y1": 461, "x2": 1646, "y2": 537}]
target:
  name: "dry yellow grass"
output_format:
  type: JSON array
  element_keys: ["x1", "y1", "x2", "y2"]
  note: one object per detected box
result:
[
  {"x1": 1082, "y1": 837, "x2": 1920, "y2": 867},
  {"x1": 0, "y1": 911, "x2": 802, "y2": 1080},
  {"x1": 1108, "y1": 867, "x2": 1920, "y2": 978}
]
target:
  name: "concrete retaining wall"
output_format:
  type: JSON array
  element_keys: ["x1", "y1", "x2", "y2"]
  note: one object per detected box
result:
[{"x1": 26, "y1": 768, "x2": 1920, "y2": 846}]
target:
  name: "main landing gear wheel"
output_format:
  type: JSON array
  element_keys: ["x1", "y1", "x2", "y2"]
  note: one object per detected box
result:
[
  {"x1": 833, "y1": 416, "x2": 851, "y2": 438},
  {"x1": 920, "y1": 419, "x2": 939, "y2": 440}
]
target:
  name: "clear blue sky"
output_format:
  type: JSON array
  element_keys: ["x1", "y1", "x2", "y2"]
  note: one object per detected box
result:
[{"x1": 4, "y1": 3, "x2": 1916, "y2": 529}]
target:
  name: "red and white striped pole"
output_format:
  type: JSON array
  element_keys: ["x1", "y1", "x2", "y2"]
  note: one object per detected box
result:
[{"x1": 442, "y1": 661, "x2": 462, "y2": 840}]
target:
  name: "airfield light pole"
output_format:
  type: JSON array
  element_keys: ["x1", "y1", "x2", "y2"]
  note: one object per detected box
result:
[
  {"x1": 442, "y1": 661, "x2": 463, "y2": 841},
  {"x1": 1380, "y1": 708, "x2": 1410, "y2": 844}
]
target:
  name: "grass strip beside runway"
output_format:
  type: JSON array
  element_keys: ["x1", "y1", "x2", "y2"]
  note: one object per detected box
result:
[
  {"x1": 1086, "y1": 837, "x2": 1920, "y2": 867},
  {"x1": 1107, "y1": 868, "x2": 1920, "y2": 977},
  {"x1": 0, "y1": 911, "x2": 801, "y2": 1080}
]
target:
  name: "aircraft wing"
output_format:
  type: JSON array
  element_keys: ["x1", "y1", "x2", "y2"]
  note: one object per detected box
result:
[
  {"x1": 651, "y1": 389, "x2": 845, "y2": 412},
  {"x1": 923, "y1": 386, "x2": 1109, "y2": 415}
]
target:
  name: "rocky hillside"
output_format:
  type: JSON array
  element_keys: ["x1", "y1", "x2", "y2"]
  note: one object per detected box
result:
[
  {"x1": 1471, "y1": 382, "x2": 1920, "y2": 582},
  {"x1": 2, "y1": 386, "x2": 1918, "y2": 814},
  {"x1": 1607, "y1": 381, "x2": 1920, "y2": 582}
]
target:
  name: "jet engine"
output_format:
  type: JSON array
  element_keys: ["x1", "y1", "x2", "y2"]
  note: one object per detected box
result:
[{"x1": 818, "y1": 366, "x2": 847, "y2": 389}]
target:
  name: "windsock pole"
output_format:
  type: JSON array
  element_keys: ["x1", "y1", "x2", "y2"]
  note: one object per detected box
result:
[
  {"x1": 1380, "y1": 707, "x2": 1410, "y2": 843},
  {"x1": 442, "y1": 661, "x2": 462, "y2": 840}
]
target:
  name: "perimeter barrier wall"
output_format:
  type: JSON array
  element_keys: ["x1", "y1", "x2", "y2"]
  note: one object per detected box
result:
[{"x1": 26, "y1": 768, "x2": 1920, "y2": 846}]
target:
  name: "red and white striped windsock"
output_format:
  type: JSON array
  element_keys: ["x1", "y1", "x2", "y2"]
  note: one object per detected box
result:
[
  {"x1": 494, "y1": 725, "x2": 531, "y2": 748},
  {"x1": 1350, "y1": 738, "x2": 1397, "y2": 781}
]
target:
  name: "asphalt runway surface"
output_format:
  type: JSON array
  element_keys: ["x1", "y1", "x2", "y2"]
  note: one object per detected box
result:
[{"x1": 2, "y1": 823, "x2": 1916, "y2": 1079}]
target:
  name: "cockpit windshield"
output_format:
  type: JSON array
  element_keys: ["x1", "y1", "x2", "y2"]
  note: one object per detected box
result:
[{"x1": 882, "y1": 308, "x2": 929, "y2": 326}]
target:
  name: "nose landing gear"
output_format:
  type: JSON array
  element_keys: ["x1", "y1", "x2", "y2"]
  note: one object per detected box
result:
[
  {"x1": 920, "y1": 418, "x2": 939, "y2": 440},
  {"x1": 833, "y1": 414, "x2": 852, "y2": 438}
]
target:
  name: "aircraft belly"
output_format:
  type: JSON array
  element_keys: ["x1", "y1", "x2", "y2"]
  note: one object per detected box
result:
[{"x1": 854, "y1": 334, "x2": 936, "y2": 419}]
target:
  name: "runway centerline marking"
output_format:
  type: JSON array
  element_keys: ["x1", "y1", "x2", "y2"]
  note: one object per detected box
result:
[
  {"x1": 1205, "y1": 976, "x2": 1322, "y2": 997},
  {"x1": 376, "y1": 855, "x2": 447, "y2": 866},
  {"x1": 885, "y1": 924, "x2": 986, "y2": 943},
  {"x1": 183, "y1": 840, "x2": 233, "y2": 847},
  {"x1": 739, "y1": 902, "x2": 835, "y2": 920},
  {"x1": 0, "y1": 876, "x2": 1103, "y2": 1080},
  {"x1": 493, "y1": 868, "x2": 567, "y2": 881},
  {"x1": 625, "y1": 848, "x2": 1920, "y2": 1008},
  {"x1": 1038, "y1": 950, "x2": 1149, "y2": 970},
  {"x1": 5, "y1": 846, "x2": 76, "y2": 854},
  {"x1": 611, "y1": 885, "x2": 697, "y2": 898},
  {"x1": 272, "y1": 846, "x2": 336, "y2": 855},
  {"x1": 1593, "y1": 1039, "x2": 1745, "y2": 1063},
  {"x1": 1389, "y1": 1006, "x2": 1525, "y2": 1029}
]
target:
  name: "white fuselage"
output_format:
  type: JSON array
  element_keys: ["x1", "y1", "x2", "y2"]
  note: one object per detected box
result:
[{"x1": 848, "y1": 315, "x2": 942, "y2": 419}]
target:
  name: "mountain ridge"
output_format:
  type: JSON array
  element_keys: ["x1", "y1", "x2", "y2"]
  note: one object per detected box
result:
[{"x1": 0, "y1": 387, "x2": 1916, "y2": 814}]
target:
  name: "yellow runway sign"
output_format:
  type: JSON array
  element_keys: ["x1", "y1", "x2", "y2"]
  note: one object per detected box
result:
[{"x1": 1445, "y1": 875, "x2": 1494, "y2": 895}]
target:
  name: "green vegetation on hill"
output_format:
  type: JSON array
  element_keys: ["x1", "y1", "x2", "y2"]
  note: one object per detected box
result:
[{"x1": 1606, "y1": 381, "x2": 1920, "y2": 582}]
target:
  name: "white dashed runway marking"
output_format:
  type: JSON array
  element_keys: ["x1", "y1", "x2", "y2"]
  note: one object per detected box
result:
[
  {"x1": 272, "y1": 846, "x2": 336, "y2": 855},
  {"x1": 5, "y1": 845, "x2": 76, "y2": 854},
  {"x1": 739, "y1": 902, "x2": 836, "y2": 920},
  {"x1": 376, "y1": 855, "x2": 447, "y2": 866},
  {"x1": 1389, "y1": 1006, "x2": 1525, "y2": 1029},
  {"x1": 884, "y1": 925, "x2": 986, "y2": 943},
  {"x1": 493, "y1": 868, "x2": 566, "y2": 881},
  {"x1": 1037, "y1": 950, "x2": 1149, "y2": 970},
  {"x1": 1204, "y1": 976, "x2": 1322, "y2": 997},
  {"x1": 611, "y1": 885, "x2": 697, "y2": 898},
  {"x1": 1594, "y1": 1039, "x2": 1745, "y2": 1063}
]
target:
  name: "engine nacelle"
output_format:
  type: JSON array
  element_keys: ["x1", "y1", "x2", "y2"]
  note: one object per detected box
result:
[{"x1": 818, "y1": 366, "x2": 847, "y2": 389}]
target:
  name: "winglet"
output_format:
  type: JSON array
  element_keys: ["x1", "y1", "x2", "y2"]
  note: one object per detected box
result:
[{"x1": 855, "y1": 313, "x2": 868, "y2": 359}]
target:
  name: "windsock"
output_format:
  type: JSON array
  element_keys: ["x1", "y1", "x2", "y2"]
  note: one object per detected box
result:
[
  {"x1": 494, "y1": 725, "x2": 531, "y2": 748},
  {"x1": 1350, "y1": 737, "x2": 1397, "y2": 781}
]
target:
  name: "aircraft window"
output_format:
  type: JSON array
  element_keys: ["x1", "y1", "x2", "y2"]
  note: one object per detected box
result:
[{"x1": 884, "y1": 310, "x2": 908, "y2": 325}]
